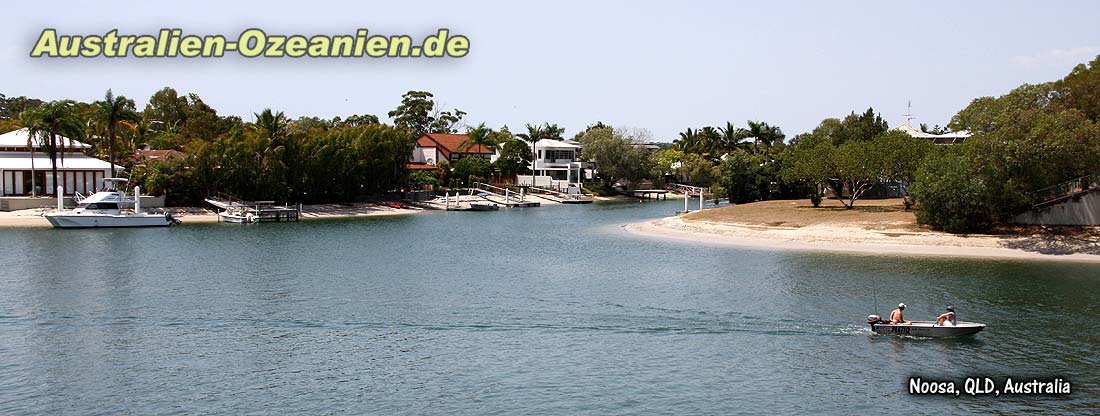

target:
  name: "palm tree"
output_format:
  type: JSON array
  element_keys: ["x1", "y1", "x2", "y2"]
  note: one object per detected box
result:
[
  {"x1": 516, "y1": 123, "x2": 547, "y2": 180},
  {"x1": 94, "y1": 89, "x2": 137, "y2": 177},
  {"x1": 252, "y1": 109, "x2": 290, "y2": 197},
  {"x1": 743, "y1": 121, "x2": 785, "y2": 164},
  {"x1": 254, "y1": 108, "x2": 289, "y2": 143},
  {"x1": 697, "y1": 126, "x2": 721, "y2": 159},
  {"x1": 543, "y1": 123, "x2": 565, "y2": 140},
  {"x1": 718, "y1": 121, "x2": 752, "y2": 156},
  {"x1": 20, "y1": 100, "x2": 85, "y2": 197},
  {"x1": 673, "y1": 128, "x2": 697, "y2": 152},
  {"x1": 460, "y1": 123, "x2": 499, "y2": 153}
]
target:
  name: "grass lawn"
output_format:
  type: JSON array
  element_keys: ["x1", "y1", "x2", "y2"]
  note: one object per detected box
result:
[{"x1": 683, "y1": 198, "x2": 920, "y2": 230}]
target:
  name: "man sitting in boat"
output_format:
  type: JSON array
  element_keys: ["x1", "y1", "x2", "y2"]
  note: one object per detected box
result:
[
  {"x1": 890, "y1": 303, "x2": 909, "y2": 324},
  {"x1": 935, "y1": 306, "x2": 957, "y2": 326}
]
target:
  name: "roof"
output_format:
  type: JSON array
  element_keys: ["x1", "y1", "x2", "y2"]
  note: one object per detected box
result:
[
  {"x1": 534, "y1": 139, "x2": 582, "y2": 149},
  {"x1": 417, "y1": 133, "x2": 493, "y2": 161},
  {"x1": 0, "y1": 151, "x2": 121, "y2": 170},
  {"x1": 0, "y1": 128, "x2": 91, "y2": 149},
  {"x1": 131, "y1": 149, "x2": 186, "y2": 161},
  {"x1": 894, "y1": 124, "x2": 971, "y2": 140}
]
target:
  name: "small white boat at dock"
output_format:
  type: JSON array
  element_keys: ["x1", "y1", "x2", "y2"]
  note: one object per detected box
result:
[
  {"x1": 43, "y1": 178, "x2": 178, "y2": 228},
  {"x1": 205, "y1": 195, "x2": 301, "y2": 223}
]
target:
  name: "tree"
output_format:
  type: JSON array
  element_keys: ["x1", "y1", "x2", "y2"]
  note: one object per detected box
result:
[
  {"x1": 910, "y1": 152, "x2": 995, "y2": 232},
  {"x1": 495, "y1": 138, "x2": 532, "y2": 178},
  {"x1": 1054, "y1": 55, "x2": 1100, "y2": 122},
  {"x1": 94, "y1": 89, "x2": 137, "y2": 177},
  {"x1": 460, "y1": 123, "x2": 500, "y2": 153},
  {"x1": 719, "y1": 149, "x2": 761, "y2": 204},
  {"x1": 451, "y1": 156, "x2": 492, "y2": 186},
  {"x1": 254, "y1": 108, "x2": 289, "y2": 142},
  {"x1": 333, "y1": 114, "x2": 380, "y2": 128},
  {"x1": 872, "y1": 130, "x2": 935, "y2": 206},
  {"x1": 832, "y1": 139, "x2": 880, "y2": 208},
  {"x1": 781, "y1": 133, "x2": 836, "y2": 207},
  {"x1": 144, "y1": 87, "x2": 188, "y2": 128},
  {"x1": 20, "y1": 100, "x2": 85, "y2": 196},
  {"x1": 388, "y1": 91, "x2": 465, "y2": 135},
  {"x1": 742, "y1": 120, "x2": 785, "y2": 164},
  {"x1": 0, "y1": 94, "x2": 44, "y2": 120},
  {"x1": 577, "y1": 127, "x2": 648, "y2": 189}
]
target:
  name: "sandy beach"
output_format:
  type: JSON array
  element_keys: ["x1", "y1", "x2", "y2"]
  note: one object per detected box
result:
[
  {"x1": 0, "y1": 202, "x2": 423, "y2": 228},
  {"x1": 625, "y1": 200, "x2": 1100, "y2": 263}
]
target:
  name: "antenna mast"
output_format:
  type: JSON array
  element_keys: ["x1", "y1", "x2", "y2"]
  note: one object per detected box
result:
[{"x1": 903, "y1": 100, "x2": 916, "y2": 127}]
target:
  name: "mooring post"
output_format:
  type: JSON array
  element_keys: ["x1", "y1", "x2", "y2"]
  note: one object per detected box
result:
[{"x1": 684, "y1": 190, "x2": 689, "y2": 213}]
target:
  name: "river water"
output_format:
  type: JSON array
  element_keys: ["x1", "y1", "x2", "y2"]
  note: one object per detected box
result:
[{"x1": 1, "y1": 201, "x2": 1097, "y2": 414}]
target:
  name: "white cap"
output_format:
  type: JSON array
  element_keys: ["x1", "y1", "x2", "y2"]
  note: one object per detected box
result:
[{"x1": 898, "y1": 303, "x2": 907, "y2": 309}]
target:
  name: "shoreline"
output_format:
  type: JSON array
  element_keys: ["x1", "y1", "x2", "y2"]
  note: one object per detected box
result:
[
  {"x1": 624, "y1": 216, "x2": 1100, "y2": 263},
  {"x1": 0, "y1": 202, "x2": 424, "y2": 228}
]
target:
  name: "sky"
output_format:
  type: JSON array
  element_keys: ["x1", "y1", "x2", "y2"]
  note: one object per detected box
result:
[{"x1": 3, "y1": 1, "x2": 1099, "y2": 141}]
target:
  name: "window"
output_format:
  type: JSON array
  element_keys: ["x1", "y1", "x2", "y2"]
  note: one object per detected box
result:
[
  {"x1": 20, "y1": 171, "x2": 47, "y2": 195},
  {"x1": 544, "y1": 150, "x2": 574, "y2": 161},
  {"x1": 84, "y1": 203, "x2": 119, "y2": 210}
]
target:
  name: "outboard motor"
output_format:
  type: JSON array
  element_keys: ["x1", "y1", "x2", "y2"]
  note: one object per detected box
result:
[{"x1": 867, "y1": 314, "x2": 885, "y2": 325}]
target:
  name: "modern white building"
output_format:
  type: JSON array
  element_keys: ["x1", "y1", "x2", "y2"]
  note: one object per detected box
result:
[
  {"x1": 517, "y1": 139, "x2": 587, "y2": 192},
  {"x1": 0, "y1": 128, "x2": 120, "y2": 198}
]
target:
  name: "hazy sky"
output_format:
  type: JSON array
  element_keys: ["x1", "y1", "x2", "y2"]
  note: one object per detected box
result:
[{"x1": 4, "y1": 1, "x2": 1099, "y2": 141}]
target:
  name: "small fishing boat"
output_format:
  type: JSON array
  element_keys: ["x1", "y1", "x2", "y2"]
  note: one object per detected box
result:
[
  {"x1": 43, "y1": 178, "x2": 178, "y2": 228},
  {"x1": 469, "y1": 202, "x2": 500, "y2": 211},
  {"x1": 866, "y1": 315, "x2": 985, "y2": 338}
]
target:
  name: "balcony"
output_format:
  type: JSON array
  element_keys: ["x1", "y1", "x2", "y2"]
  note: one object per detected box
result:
[{"x1": 534, "y1": 160, "x2": 587, "y2": 170}]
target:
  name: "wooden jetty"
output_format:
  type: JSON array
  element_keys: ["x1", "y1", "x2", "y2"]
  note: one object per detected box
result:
[
  {"x1": 472, "y1": 183, "x2": 540, "y2": 207},
  {"x1": 525, "y1": 185, "x2": 594, "y2": 204},
  {"x1": 627, "y1": 189, "x2": 670, "y2": 200},
  {"x1": 205, "y1": 194, "x2": 301, "y2": 223}
]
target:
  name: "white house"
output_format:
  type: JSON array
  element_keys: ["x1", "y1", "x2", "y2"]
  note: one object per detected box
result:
[
  {"x1": 517, "y1": 139, "x2": 587, "y2": 192},
  {"x1": 0, "y1": 128, "x2": 120, "y2": 198}
]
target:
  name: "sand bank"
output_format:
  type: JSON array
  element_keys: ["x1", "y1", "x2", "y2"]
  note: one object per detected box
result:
[{"x1": 625, "y1": 216, "x2": 1100, "y2": 263}]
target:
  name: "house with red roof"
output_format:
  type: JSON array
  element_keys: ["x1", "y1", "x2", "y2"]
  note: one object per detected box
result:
[{"x1": 408, "y1": 133, "x2": 493, "y2": 170}]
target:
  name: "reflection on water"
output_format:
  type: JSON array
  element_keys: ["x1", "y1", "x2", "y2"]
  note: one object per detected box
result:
[{"x1": 0, "y1": 201, "x2": 1098, "y2": 415}]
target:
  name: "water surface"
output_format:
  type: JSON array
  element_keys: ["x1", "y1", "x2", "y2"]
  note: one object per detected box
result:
[{"x1": 1, "y1": 201, "x2": 1097, "y2": 414}]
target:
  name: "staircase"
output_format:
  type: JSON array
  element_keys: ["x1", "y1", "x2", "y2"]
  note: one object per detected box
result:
[{"x1": 1032, "y1": 173, "x2": 1100, "y2": 209}]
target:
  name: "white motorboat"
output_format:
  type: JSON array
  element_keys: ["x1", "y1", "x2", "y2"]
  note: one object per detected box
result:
[
  {"x1": 43, "y1": 178, "x2": 178, "y2": 228},
  {"x1": 866, "y1": 315, "x2": 985, "y2": 338},
  {"x1": 218, "y1": 206, "x2": 259, "y2": 223}
]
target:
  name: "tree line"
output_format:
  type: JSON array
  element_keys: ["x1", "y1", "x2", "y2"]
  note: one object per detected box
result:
[{"x1": 4, "y1": 54, "x2": 1098, "y2": 231}]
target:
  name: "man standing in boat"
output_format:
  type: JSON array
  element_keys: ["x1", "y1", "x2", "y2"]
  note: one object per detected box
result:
[
  {"x1": 935, "y1": 306, "x2": 957, "y2": 326},
  {"x1": 890, "y1": 303, "x2": 909, "y2": 324}
]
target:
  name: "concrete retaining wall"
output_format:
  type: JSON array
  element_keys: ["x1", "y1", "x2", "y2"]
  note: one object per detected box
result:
[{"x1": 1012, "y1": 190, "x2": 1100, "y2": 225}]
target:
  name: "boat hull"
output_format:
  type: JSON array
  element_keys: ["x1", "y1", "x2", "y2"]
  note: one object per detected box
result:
[
  {"x1": 469, "y1": 203, "x2": 500, "y2": 211},
  {"x1": 44, "y1": 213, "x2": 174, "y2": 228},
  {"x1": 871, "y1": 321, "x2": 985, "y2": 338}
]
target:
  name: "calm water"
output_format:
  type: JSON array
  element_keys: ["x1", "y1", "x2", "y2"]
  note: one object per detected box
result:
[{"x1": 1, "y1": 201, "x2": 1098, "y2": 415}]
